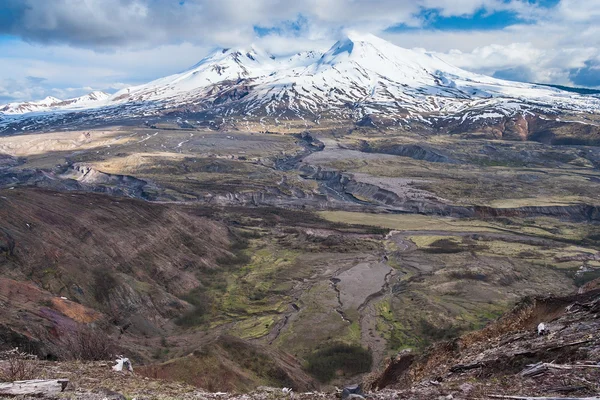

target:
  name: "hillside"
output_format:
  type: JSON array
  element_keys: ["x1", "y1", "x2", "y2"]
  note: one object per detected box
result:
[
  {"x1": 0, "y1": 188, "x2": 229, "y2": 356},
  {"x1": 2, "y1": 288, "x2": 598, "y2": 399},
  {"x1": 0, "y1": 187, "x2": 327, "y2": 391}
]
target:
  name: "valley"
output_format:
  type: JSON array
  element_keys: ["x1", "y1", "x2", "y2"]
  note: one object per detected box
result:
[{"x1": 1, "y1": 119, "x2": 598, "y2": 392}]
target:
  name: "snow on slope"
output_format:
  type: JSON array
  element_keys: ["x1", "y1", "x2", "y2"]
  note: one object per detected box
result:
[
  {"x1": 58, "y1": 91, "x2": 111, "y2": 107},
  {"x1": 0, "y1": 96, "x2": 62, "y2": 114},
  {"x1": 0, "y1": 91, "x2": 110, "y2": 115},
  {"x1": 2, "y1": 33, "x2": 599, "y2": 125},
  {"x1": 109, "y1": 45, "x2": 322, "y2": 107},
  {"x1": 106, "y1": 32, "x2": 599, "y2": 120}
]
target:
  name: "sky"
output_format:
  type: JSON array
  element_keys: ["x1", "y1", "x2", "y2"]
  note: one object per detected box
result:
[{"x1": 0, "y1": 0, "x2": 599, "y2": 103}]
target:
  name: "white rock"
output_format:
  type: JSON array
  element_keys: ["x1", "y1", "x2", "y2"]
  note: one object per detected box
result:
[{"x1": 112, "y1": 356, "x2": 133, "y2": 372}]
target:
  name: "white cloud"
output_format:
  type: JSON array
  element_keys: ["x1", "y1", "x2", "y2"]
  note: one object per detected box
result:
[
  {"x1": 434, "y1": 42, "x2": 597, "y2": 85},
  {"x1": 1, "y1": 0, "x2": 600, "y2": 102},
  {"x1": 381, "y1": 0, "x2": 600, "y2": 87},
  {"x1": 0, "y1": 0, "x2": 553, "y2": 48},
  {"x1": 0, "y1": 40, "x2": 214, "y2": 102}
]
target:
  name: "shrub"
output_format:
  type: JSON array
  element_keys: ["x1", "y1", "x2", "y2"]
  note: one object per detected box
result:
[
  {"x1": 585, "y1": 232, "x2": 600, "y2": 244},
  {"x1": 219, "y1": 336, "x2": 292, "y2": 387},
  {"x1": 60, "y1": 325, "x2": 116, "y2": 361},
  {"x1": 176, "y1": 306, "x2": 209, "y2": 327},
  {"x1": 420, "y1": 319, "x2": 463, "y2": 345},
  {"x1": 0, "y1": 229, "x2": 15, "y2": 257},
  {"x1": 234, "y1": 229, "x2": 262, "y2": 239},
  {"x1": 0, "y1": 348, "x2": 40, "y2": 382},
  {"x1": 305, "y1": 343, "x2": 372, "y2": 383},
  {"x1": 176, "y1": 287, "x2": 212, "y2": 327},
  {"x1": 92, "y1": 268, "x2": 118, "y2": 303},
  {"x1": 422, "y1": 239, "x2": 464, "y2": 254},
  {"x1": 448, "y1": 271, "x2": 488, "y2": 281}
]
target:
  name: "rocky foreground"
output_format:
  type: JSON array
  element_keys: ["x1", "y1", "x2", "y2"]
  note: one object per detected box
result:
[{"x1": 2, "y1": 286, "x2": 599, "y2": 400}]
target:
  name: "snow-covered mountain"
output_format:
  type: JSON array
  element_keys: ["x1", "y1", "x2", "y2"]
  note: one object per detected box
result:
[
  {"x1": 57, "y1": 91, "x2": 111, "y2": 108},
  {"x1": 104, "y1": 33, "x2": 598, "y2": 119},
  {"x1": 0, "y1": 91, "x2": 110, "y2": 115},
  {"x1": 1, "y1": 33, "x2": 599, "y2": 131},
  {"x1": 0, "y1": 96, "x2": 63, "y2": 114}
]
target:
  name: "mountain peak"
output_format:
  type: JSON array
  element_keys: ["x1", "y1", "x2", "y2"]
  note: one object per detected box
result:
[
  {"x1": 318, "y1": 32, "x2": 398, "y2": 67},
  {"x1": 89, "y1": 90, "x2": 109, "y2": 97},
  {"x1": 184, "y1": 44, "x2": 276, "y2": 77},
  {"x1": 332, "y1": 31, "x2": 398, "y2": 53},
  {"x1": 39, "y1": 96, "x2": 62, "y2": 105},
  {"x1": 84, "y1": 91, "x2": 110, "y2": 101},
  {"x1": 63, "y1": 91, "x2": 110, "y2": 105},
  {"x1": 326, "y1": 32, "x2": 384, "y2": 57},
  {"x1": 343, "y1": 31, "x2": 385, "y2": 44}
]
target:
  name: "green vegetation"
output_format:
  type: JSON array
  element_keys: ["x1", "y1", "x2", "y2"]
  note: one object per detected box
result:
[
  {"x1": 422, "y1": 238, "x2": 466, "y2": 254},
  {"x1": 92, "y1": 268, "x2": 118, "y2": 304},
  {"x1": 219, "y1": 336, "x2": 293, "y2": 388},
  {"x1": 305, "y1": 343, "x2": 372, "y2": 382},
  {"x1": 175, "y1": 287, "x2": 212, "y2": 327},
  {"x1": 419, "y1": 319, "x2": 463, "y2": 344},
  {"x1": 4, "y1": 126, "x2": 598, "y2": 387},
  {"x1": 319, "y1": 211, "x2": 503, "y2": 233},
  {"x1": 231, "y1": 316, "x2": 276, "y2": 339},
  {"x1": 376, "y1": 300, "x2": 424, "y2": 351}
]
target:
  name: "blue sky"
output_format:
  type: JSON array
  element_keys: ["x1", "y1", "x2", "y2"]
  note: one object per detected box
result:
[
  {"x1": 0, "y1": 0, "x2": 599, "y2": 103},
  {"x1": 387, "y1": 9, "x2": 531, "y2": 32}
]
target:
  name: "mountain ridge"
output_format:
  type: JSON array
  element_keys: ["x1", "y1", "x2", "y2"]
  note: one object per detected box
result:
[{"x1": 0, "y1": 91, "x2": 110, "y2": 115}]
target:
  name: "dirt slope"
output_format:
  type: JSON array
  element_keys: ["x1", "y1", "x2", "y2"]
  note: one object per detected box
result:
[{"x1": 367, "y1": 288, "x2": 600, "y2": 399}]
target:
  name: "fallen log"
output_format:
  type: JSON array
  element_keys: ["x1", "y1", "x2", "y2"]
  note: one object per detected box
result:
[
  {"x1": 520, "y1": 362, "x2": 600, "y2": 377},
  {"x1": 0, "y1": 379, "x2": 68, "y2": 396},
  {"x1": 545, "y1": 363, "x2": 600, "y2": 369},
  {"x1": 547, "y1": 339, "x2": 593, "y2": 351},
  {"x1": 520, "y1": 362, "x2": 548, "y2": 377},
  {"x1": 449, "y1": 362, "x2": 482, "y2": 372},
  {"x1": 547, "y1": 386, "x2": 588, "y2": 393}
]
